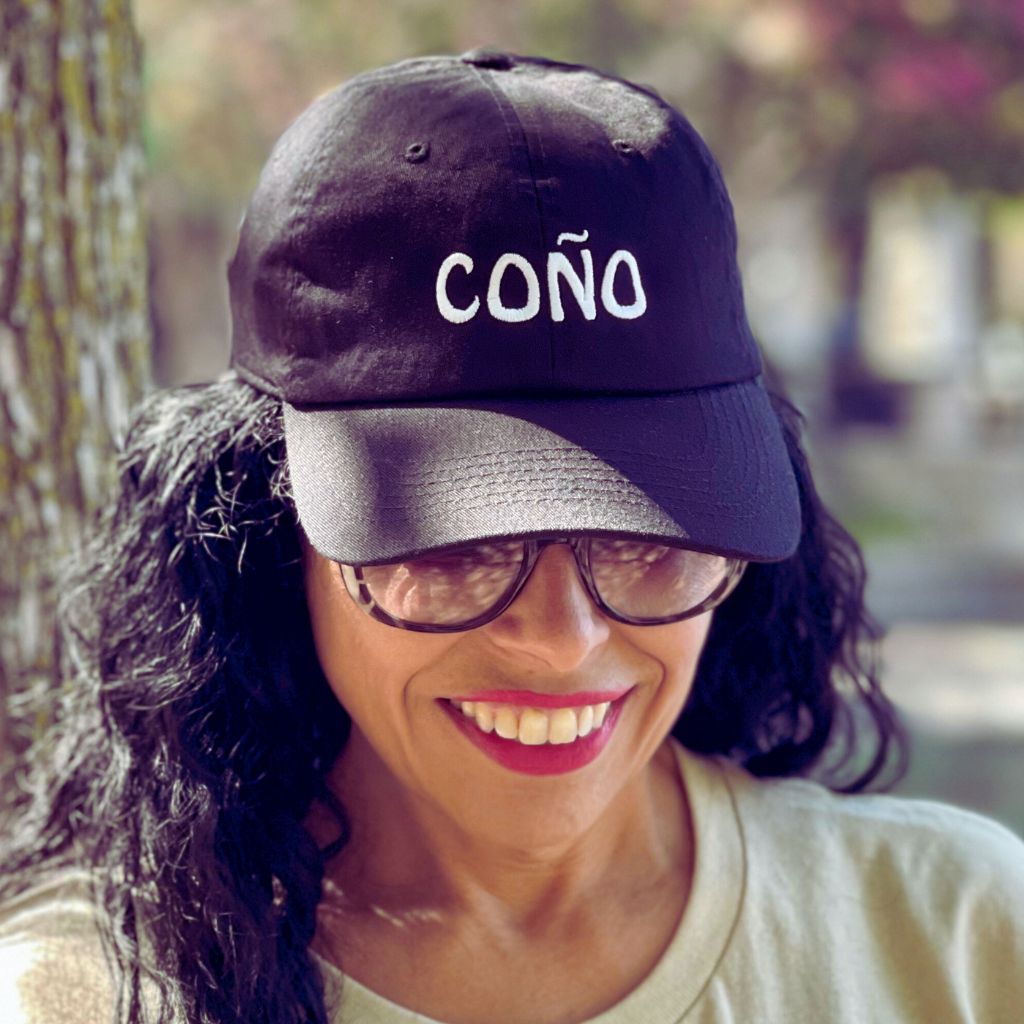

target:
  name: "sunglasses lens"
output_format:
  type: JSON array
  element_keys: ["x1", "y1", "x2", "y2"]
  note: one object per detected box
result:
[
  {"x1": 357, "y1": 540, "x2": 526, "y2": 626},
  {"x1": 587, "y1": 538, "x2": 736, "y2": 620}
]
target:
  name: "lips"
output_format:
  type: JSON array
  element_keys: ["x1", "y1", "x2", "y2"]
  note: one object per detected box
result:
[{"x1": 439, "y1": 688, "x2": 631, "y2": 775}]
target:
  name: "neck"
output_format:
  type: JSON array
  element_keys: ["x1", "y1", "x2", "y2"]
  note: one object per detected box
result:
[{"x1": 309, "y1": 731, "x2": 691, "y2": 932}]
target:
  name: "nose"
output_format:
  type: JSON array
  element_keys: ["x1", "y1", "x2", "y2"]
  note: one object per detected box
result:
[{"x1": 482, "y1": 544, "x2": 611, "y2": 671}]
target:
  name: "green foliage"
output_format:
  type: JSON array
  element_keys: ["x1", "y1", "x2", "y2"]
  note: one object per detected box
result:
[
  {"x1": 136, "y1": 0, "x2": 1024, "y2": 222},
  {"x1": 839, "y1": 499, "x2": 925, "y2": 547}
]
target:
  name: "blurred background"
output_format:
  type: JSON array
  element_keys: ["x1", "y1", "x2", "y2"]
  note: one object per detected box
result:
[
  {"x1": 137, "y1": 0, "x2": 1024, "y2": 831},
  {"x1": 4, "y1": 0, "x2": 1023, "y2": 831}
]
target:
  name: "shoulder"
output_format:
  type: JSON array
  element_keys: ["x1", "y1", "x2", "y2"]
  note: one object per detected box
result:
[
  {"x1": 721, "y1": 759, "x2": 1024, "y2": 998},
  {"x1": 722, "y1": 760, "x2": 1024, "y2": 893},
  {"x1": 0, "y1": 871, "x2": 116, "y2": 1024},
  {"x1": 683, "y1": 755, "x2": 1024, "y2": 1019}
]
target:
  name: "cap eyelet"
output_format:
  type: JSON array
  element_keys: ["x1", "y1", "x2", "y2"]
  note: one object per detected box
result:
[
  {"x1": 461, "y1": 48, "x2": 514, "y2": 70},
  {"x1": 613, "y1": 139, "x2": 637, "y2": 155},
  {"x1": 404, "y1": 141, "x2": 430, "y2": 163}
]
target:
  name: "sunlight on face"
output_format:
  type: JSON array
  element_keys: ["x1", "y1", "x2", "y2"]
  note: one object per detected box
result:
[{"x1": 302, "y1": 540, "x2": 713, "y2": 853}]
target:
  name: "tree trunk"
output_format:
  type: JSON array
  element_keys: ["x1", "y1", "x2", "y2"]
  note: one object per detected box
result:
[{"x1": 0, "y1": 0, "x2": 150, "y2": 761}]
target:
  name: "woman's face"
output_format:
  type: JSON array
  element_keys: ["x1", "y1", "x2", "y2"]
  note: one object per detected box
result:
[{"x1": 303, "y1": 539, "x2": 713, "y2": 850}]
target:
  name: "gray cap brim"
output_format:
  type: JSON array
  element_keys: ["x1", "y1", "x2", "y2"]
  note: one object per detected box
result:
[{"x1": 284, "y1": 381, "x2": 801, "y2": 565}]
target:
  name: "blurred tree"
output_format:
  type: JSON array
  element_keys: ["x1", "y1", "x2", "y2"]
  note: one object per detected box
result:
[
  {"x1": 0, "y1": 0, "x2": 150, "y2": 761},
  {"x1": 631, "y1": 0, "x2": 1024, "y2": 422},
  {"x1": 653, "y1": 0, "x2": 1024, "y2": 294},
  {"x1": 135, "y1": 0, "x2": 1024, "y2": 210}
]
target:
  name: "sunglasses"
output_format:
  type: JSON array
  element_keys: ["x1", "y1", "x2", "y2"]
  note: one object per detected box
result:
[{"x1": 336, "y1": 534, "x2": 747, "y2": 633}]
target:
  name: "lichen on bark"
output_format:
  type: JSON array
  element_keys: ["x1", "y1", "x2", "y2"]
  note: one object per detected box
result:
[{"x1": 0, "y1": 0, "x2": 150, "y2": 759}]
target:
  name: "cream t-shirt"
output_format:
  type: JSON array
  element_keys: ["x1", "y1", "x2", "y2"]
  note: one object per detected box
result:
[{"x1": 3, "y1": 744, "x2": 1023, "y2": 1022}]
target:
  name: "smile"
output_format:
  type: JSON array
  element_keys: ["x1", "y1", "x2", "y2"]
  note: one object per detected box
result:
[
  {"x1": 439, "y1": 689, "x2": 631, "y2": 776},
  {"x1": 448, "y1": 699, "x2": 610, "y2": 745}
]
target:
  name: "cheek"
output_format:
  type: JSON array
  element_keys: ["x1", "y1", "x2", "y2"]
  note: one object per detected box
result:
[
  {"x1": 629, "y1": 613, "x2": 713, "y2": 713},
  {"x1": 656, "y1": 613, "x2": 712, "y2": 670},
  {"x1": 302, "y1": 552, "x2": 449, "y2": 724},
  {"x1": 304, "y1": 556, "x2": 372, "y2": 704}
]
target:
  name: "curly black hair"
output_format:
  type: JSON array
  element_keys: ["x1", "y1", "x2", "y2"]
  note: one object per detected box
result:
[{"x1": 0, "y1": 373, "x2": 906, "y2": 1024}]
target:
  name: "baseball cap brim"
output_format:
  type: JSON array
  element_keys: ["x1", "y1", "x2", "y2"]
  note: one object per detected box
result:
[{"x1": 283, "y1": 380, "x2": 801, "y2": 565}]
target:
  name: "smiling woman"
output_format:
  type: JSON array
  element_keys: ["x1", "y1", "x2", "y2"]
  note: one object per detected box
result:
[{"x1": 2, "y1": 50, "x2": 1024, "y2": 1024}]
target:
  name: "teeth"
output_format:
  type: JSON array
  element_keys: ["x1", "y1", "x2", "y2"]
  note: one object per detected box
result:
[
  {"x1": 577, "y1": 705, "x2": 594, "y2": 738},
  {"x1": 548, "y1": 708, "x2": 578, "y2": 745},
  {"x1": 450, "y1": 698, "x2": 617, "y2": 746},
  {"x1": 494, "y1": 707, "x2": 519, "y2": 740},
  {"x1": 518, "y1": 709, "x2": 549, "y2": 745}
]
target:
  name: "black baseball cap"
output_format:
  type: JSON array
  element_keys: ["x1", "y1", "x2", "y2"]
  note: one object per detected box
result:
[{"x1": 228, "y1": 50, "x2": 801, "y2": 565}]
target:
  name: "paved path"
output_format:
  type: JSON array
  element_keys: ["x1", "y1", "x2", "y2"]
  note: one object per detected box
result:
[
  {"x1": 881, "y1": 622, "x2": 1024, "y2": 837},
  {"x1": 809, "y1": 432, "x2": 1024, "y2": 835}
]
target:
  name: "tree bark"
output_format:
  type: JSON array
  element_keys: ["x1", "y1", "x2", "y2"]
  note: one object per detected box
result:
[{"x1": 0, "y1": 0, "x2": 150, "y2": 760}]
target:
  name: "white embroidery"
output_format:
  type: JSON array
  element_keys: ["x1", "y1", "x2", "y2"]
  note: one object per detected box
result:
[
  {"x1": 601, "y1": 249, "x2": 647, "y2": 319},
  {"x1": 487, "y1": 253, "x2": 541, "y2": 323},
  {"x1": 434, "y1": 232, "x2": 646, "y2": 324},
  {"x1": 548, "y1": 231, "x2": 596, "y2": 322},
  {"x1": 436, "y1": 253, "x2": 480, "y2": 324}
]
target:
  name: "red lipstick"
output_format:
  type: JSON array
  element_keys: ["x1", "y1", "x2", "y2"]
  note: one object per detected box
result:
[{"x1": 439, "y1": 691, "x2": 630, "y2": 776}]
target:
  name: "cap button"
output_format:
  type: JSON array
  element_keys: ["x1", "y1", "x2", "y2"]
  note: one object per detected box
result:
[{"x1": 460, "y1": 48, "x2": 515, "y2": 71}]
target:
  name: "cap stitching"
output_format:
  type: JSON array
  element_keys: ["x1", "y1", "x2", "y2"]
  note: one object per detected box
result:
[
  {"x1": 330, "y1": 412, "x2": 772, "y2": 475},
  {"x1": 365, "y1": 475, "x2": 766, "y2": 516},
  {"x1": 377, "y1": 471, "x2": 714, "y2": 494},
  {"x1": 372, "y1": 460, "x2": 723, "y2": 489},
  {"x1": 377, "y1": 444, "x2": 727, "y2": 472},
  {"x1": 367, "y1": 487, "x2": 654, "y2": 511},
  {"x1": 363, "y1": 487, "x2": 763, "y2": 522}
]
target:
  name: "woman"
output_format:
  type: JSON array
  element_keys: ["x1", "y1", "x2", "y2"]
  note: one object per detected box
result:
[{"x1": 2, "y1": 51, "x2": 1022, "y2": 1024}]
